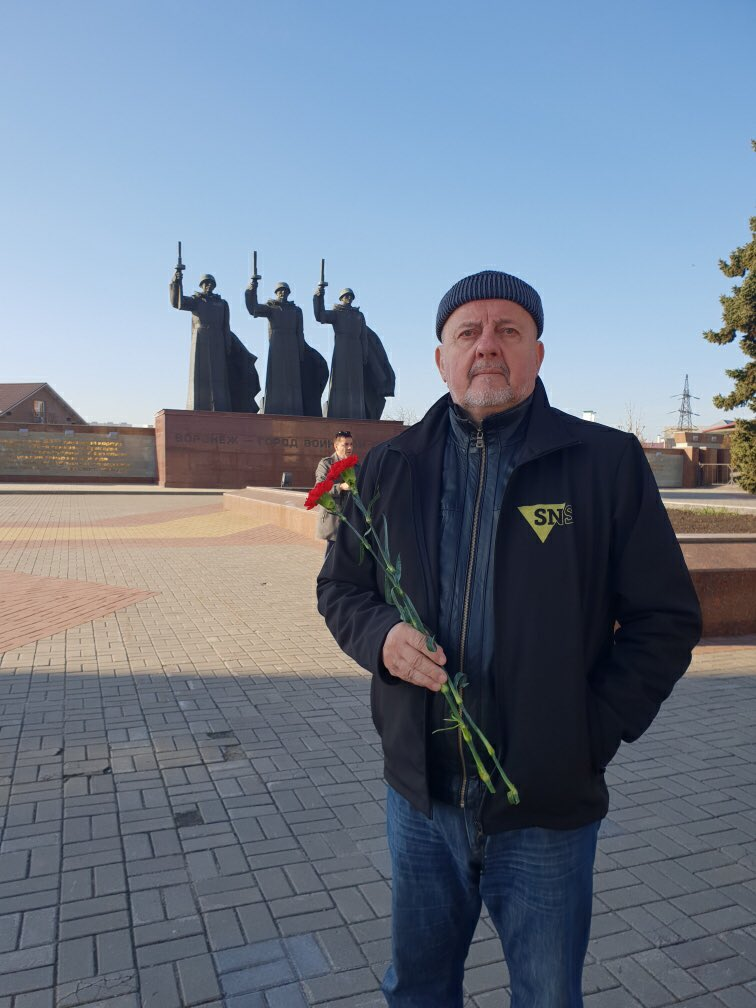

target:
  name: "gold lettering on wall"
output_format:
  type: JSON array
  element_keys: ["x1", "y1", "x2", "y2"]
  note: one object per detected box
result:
[{"x1": 0, "y1": 433, "x2": 156, "y2": 477}]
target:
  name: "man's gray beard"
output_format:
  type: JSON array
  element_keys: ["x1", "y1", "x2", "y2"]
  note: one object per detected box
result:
[{"x1": 461, "y1": 376, "x2": 528, "y2": 412}]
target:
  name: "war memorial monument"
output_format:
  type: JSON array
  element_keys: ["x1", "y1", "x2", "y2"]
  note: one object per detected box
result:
[{"x1": 160, "y1": 247, "x2": 401, "y2": 488}]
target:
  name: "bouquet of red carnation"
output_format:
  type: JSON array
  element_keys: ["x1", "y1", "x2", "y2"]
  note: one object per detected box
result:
[{"x1": 306, "y1": 454, "x2": 518, "y2": 803}]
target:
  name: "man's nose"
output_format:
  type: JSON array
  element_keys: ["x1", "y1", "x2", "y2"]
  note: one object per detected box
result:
[{"x1": 475, "y1": 325, "x2": 501, "y2": 355}]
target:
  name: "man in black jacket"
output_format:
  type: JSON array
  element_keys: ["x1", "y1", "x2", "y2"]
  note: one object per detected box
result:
[{"x1": 317, "y1": 270, "x2": 701, "y2": 1007}]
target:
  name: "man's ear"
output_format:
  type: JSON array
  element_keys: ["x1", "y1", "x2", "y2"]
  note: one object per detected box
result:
[
  {"x1": 435, "y1": 344, "x2": 447, "y2": 383},
  {"x1": 536, "y1": 341, "x2": 545, "y2": 371}
]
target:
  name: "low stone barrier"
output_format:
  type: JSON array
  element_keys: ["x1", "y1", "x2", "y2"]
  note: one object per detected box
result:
[{"x1": 223, "y1": 489, "x2": 756, "y2": 637}]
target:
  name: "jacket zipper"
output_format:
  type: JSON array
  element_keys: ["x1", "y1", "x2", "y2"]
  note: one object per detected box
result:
[{"x1": 457, "y1": 425, "x2": 487, "y2": 807}]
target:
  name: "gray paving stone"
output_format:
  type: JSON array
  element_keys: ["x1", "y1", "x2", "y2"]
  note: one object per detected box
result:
[
  {"x1": 283, "y1": 933, "x2": 331, "y2": 979},
  {"x1": 0, "y1": 943, "x2": 55, "y2": 976},
  {"x1": 224, "y1": 993, "x2": 265, "y2": 1008},
  {"x1": 237, "y1": 903, "x2": 280, "y2": 943},
  {"x1": 58, "y1": 935, "x2": 97, "y2": 984},
  {"x1": 333, "y1": 886, "x2": 375, "y2": 924},
  {"x1": 264, "y1": 982, "x2": 310, "y2": 1007},
  {"x1": 60, "y1": 910, "x2": 130, "y2": 941},
  {"x1": 136, "y1": 934, "x2": 210, "y2": 969},
  {"x1": 317, "y1": 926, "x2": 367, "y2": 971},
  {"x1": 138, "y1": 963, "x2": 181, "y2": 1008},
  {"x1": 61, "y1": 895, "x2": 127, "y2": 921},
  {"x1": 133, "y1": 916, "x2": 203, "y2": 947},
  {"x1": 205, "y1": 909, "x2": 245, "y2": 951},
  {"x1": 214, "y1": 940, "x2": 285, "y2": 973},
  {"x1": 220, "y1": 957, "x2": 295, "y2": 995},
  {"x1": 96, "y1": 929, "x2": 135, "y2": 974},
  {"x1": 606, "y1": 957, "x2": 678, "y2": 1006},
  {"x1": 0, "y1": 965, "x2": 54, "y2": 997},
  {"x1": 304, "y1": 966, "x2": 379, "y2": 1004},
  {"x1": 19, "y1": 906, "x2": 56, "y2": 947},
  {"x1": 0, "y1": 914, "x2": 20, "y2": 954},
  {"x1": 690, "y1": 955, "x2": 756, "y2": 991},
  {"x1": 13, "y1": 990, "x2": 54, "y2": 1008},
  {"x1": 590, "y1": 928, "x2": 655, "y2": 962},
  {"x1": 584, "y1": 988, "x2": 643, "y2": 1006},
  {"x1": 717, "y1": 985, "x2": 756, "y2": 1007},
  {"x1": 175, "y1": 953, "x2": 222, "y2": 1005},
  {"x1": 633, "y1": 948, "x2": 707, "y2": 1000},
  {"x1": 694, "y1": 905, "x2": 755, "y2": 934}
]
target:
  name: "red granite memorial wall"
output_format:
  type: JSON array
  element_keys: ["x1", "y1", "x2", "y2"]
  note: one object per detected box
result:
[{"x1": 155, "y1": 409, "x2": 406, "y2": 489}]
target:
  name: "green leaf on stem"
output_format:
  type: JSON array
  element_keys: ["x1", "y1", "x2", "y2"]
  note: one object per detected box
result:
[{"x1": 381, "y1": 516, "x2": 390, "y2": 559}]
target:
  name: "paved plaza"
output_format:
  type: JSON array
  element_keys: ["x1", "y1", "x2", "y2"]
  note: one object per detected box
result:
[{"x1": 0, "y1": 488, "x2": 754, "y2": 1007}]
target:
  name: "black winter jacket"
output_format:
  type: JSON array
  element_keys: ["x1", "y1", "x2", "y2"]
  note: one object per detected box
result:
[{"x1": 317, "y1": 380, "x2": 702, "y2": 832}]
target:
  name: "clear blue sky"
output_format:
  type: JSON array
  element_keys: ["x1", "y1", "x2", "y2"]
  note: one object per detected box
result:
[{"x1": 2, "y1": 0, "x2": 754, "y2": 438}]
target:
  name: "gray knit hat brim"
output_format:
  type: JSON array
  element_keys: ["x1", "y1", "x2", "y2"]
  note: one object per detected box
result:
[{"x1": 436, "y1": 270, "x2": 543, "y2": 340}]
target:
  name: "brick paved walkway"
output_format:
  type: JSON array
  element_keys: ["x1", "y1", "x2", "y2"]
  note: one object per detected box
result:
[{"x1": 0, "y1": 491, "x2": 754, "y2": 1007}]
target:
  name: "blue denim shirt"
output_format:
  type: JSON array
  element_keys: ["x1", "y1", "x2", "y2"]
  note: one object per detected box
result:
[{"x1": 436, "y1": 396, "x2": 531, "y2": 778}]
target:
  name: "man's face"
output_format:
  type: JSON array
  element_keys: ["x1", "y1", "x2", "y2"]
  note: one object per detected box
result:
[
  {"x1": 333, "y1": 437, "x2": 353, "y2": 459},
  {"x1": 275, "y1": 286, "x2": 290, "y2": 302},
  {"x1": 340, "y1": 292, "x2": 354, "y2": 305},
  {"x1": 435, "y1": 299, "x2": 544, "y2": 423},
  {"x1": 200, "y1": 280, "x2": 215, "y2": 295}
]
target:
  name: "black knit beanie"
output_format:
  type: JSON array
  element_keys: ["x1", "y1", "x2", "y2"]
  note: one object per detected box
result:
[{"x1": 435, "y1": 270, "x2": 544, "y2": 341}]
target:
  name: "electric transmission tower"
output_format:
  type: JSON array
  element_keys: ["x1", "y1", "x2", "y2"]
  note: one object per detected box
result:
[{"x1": 670, "y1": 374, "x2": 699, "y2": 430}]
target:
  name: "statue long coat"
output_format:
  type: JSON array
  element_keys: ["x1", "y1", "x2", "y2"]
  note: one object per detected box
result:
[
  {"x1": 364, "y1": 326, "x2": 396, "y2": 420},
  {"x1": 170, "y1": 279, "x2": 232, "y2": 411},
  {"x1": 313, "y1": 292, "x2": 369, "y2": 419},
  {"x1": 246, "y1": 287, "x2": 305, "y2": 415}
]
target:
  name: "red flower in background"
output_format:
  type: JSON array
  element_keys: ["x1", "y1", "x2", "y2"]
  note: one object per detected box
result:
[
  {"x1": 327, "y1": 454, "x2": 359, "y2": 482},
  {"x1": 304, "y1": 478, "x2": 335, "y2": 510}
]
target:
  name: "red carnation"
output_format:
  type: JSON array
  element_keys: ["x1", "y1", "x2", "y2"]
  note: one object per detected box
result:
[
  {"x1": 304, "y1": 478, "x2": 335, "y2": 510},
  {"x1": 327, "y1": 454, "x2": 359, "y2": 483}
]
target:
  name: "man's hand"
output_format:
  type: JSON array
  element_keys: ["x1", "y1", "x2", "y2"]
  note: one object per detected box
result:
[{"x1": 382, "y1": 624, "x2": 447, "y2": 692}]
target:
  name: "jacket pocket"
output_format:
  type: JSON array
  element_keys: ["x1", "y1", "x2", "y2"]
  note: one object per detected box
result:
[{"x1": 586, "y1": 687, "x2": 623, "y2": 772}]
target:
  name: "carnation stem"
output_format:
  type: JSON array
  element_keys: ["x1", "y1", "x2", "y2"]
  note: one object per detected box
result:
[{"x1": 334, "y1": 510, "x2": 515, "y2": 801}]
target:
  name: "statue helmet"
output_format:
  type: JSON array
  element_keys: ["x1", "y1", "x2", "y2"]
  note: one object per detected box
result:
[
  {"x1": 339, "y1": 288, "x2": 355, "y2": 299},
  {"x1": 199, "y1": 274, "x2": 216, "y2": 287},
  {"x1": 274, "y1": 281, "x2": 291, "y2": 294}
]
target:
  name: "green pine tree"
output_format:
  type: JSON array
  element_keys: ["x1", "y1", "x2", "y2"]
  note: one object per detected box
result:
[{"x1": 703, "y1": 141, "x2": 756, "y2": 493}]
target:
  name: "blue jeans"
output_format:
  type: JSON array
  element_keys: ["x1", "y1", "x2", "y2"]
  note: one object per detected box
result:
[{"x1": 382, "y1": 783, "x2": 599, "y2": 1007}]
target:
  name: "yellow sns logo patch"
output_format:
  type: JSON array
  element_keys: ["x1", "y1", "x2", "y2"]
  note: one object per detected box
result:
[{"x1": 518, "y1": 503, "x2": 573, "y2": 543}]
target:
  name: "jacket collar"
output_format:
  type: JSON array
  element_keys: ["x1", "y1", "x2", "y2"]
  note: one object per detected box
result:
[
  {"x1": 517, "y1": 377, "x2": 582, "y2": 463},
  {"x1": 390, "y1": 377, "x2": 580, "y2": 462},
  {"x1": 449, "y1": 392, "x2": 532, "y2": 448}
]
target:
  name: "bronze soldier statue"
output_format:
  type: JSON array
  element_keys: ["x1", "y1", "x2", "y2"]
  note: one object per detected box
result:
[
  {"x1": 313, "y1": 263, "x2": 395, "y2": 419},
  {"x1": 246, "y1": 279, "x2": 306, "y2": 415},
  {"x1": 245, "y1": 254, "x2": 327, "y2": 416},
  {"x1": 314, "y1": 285, "x2": 369, "y2": 418},
  {"x1": 169, "y1": 246, "x2": 259, "y2": 412}
]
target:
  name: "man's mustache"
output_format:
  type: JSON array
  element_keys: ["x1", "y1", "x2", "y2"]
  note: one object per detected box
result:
[{"x1": 468, "y1": 361, "x2": 510, "y2": 380}]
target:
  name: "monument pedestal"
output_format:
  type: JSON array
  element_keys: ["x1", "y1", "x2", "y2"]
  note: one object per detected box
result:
[{"x1": 155, "y1": 409, "x2": 405, "y2": 489}]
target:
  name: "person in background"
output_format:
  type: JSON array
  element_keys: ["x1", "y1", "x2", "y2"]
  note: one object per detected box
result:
[{"x1": 315, "y1": 431, "x2": 354, "y2": 556}]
